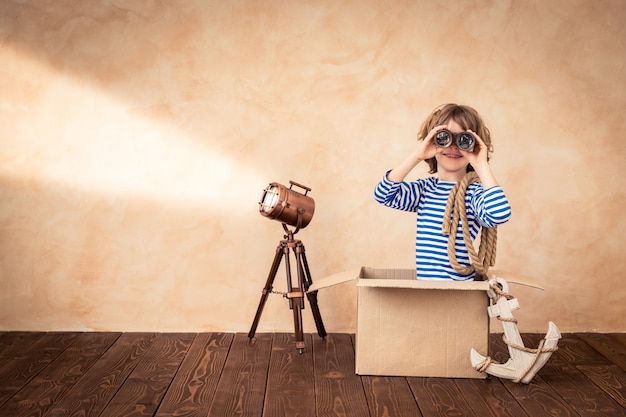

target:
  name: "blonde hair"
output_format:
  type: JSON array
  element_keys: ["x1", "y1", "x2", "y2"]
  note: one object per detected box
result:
[{"x1": 418, "y1": 103, "x2": 493, "y2": 174}]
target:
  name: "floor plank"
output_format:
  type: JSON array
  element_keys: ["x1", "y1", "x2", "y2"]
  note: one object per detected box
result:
[
  {"x1": 312, "y1": 334, "x2": 369, "y2": 417},
  {"x1": 453, "y1": 378, "x2": 530, "y2": 417},
  {"x1": 537, "y1": 334, "x2": 626, "y2": 416},
  {"x1": 408, "y1": 377, "x2": 479, "y2": 417},
  {"x1": 98, "y1": 333, "x2": 196, "y2": 417},
  {"x1": 46, "y1": 332, "x2": 159, "y2": 417},
  {"x1": 500, "y1": 376, "x2": 582, "y2": 417},
  {"x1": 361, "y1": 375, "x2": 421, "y2": 417},
  {"x1": 577, "y1": 333, "x2": 626, "y2": 372},
  {"x1": 0, "y1": 332, "x2": 45, "y2": 357},
  {"x1": 155, "y1": 332, "x2": 234, "y2": 417},
  {"x1": 576, "y1": 364, "x2": 626, "y2": 410},
  {"x1": 0, "y1": 332, "x2": 120, "y2": 417},
  {"x1": 208, "y1": 333, "x2": 273, "y2": 417},
  {"x1": 264, "y1": 333, "x2": 315, "y2": 417},
  {"x1": 0, "y1": 332, "x2": 77, "y2": 407}
]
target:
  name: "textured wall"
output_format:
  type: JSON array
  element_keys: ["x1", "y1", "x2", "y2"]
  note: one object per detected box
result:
[{"x1": 0, "y1": 0, "x2": 624, "y2": 333}]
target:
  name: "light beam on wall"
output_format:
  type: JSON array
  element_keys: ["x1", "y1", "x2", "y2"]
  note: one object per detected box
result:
[{"x1": 0, "y1": 47, "x2": 264, "y2": 211}]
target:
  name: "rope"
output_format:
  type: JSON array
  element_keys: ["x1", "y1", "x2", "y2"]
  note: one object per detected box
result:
[
  {"x1": 506, "y1": 337, "x2": 559, "y2": 383},
  {"x1": 502, "y1": 335, "x2": 558, "y2": 355},
  {"x1": 487, "y1": 279, "x2": 515, "y2": 304},
  {"x1": 475, "y1": 356, "x2": 491, "y2": 373},
  {"x1": 441, "y1": 172, "x2": 498, "y2": 279}
]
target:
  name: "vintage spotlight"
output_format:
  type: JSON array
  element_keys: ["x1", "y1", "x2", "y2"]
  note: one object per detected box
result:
[
  {"x1": 249, "y1": 180, "x2": 326, "y2": 352},
  {"x1": 258, "y1": 181, "x2": 315, "y2": 233}
]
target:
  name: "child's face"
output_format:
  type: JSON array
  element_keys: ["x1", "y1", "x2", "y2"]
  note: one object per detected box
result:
[{"x1": 434, "y1": 119, "x2": 470, "y2": 180}]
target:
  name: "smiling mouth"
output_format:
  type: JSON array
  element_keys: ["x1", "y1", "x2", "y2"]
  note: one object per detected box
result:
[{"x1": 443, "y1": 152, "x2": 462, "y2": 159}]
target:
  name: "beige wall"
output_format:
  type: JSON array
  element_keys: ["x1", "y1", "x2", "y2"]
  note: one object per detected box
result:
[{"x1": 0, "y1": 0, "x2": 624, "y2": 333}]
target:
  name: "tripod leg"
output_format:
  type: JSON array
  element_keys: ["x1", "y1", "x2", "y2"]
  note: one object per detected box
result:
[
  {"x1": 248, "y1": 243, "x2": 284, "y2": 339},
  {"x1": 285, "y1": 247, "x2": 306, "y2": 352},
  {"x1": 299, "y1": 248, "x2": 327, "y2": 339}
]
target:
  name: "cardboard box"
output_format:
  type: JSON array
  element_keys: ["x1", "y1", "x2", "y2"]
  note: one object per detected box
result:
[{"x1": 309, "y1": 267, "x2": 491, "y2": 378}]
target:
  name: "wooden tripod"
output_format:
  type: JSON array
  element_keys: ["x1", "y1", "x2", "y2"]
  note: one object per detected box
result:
[{"x1": 248, "y1": 228, "x2": 327, "y2": 352}]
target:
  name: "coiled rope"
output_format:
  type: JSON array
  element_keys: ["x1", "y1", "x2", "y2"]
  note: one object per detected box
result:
[{"x1": 441, "y1": 171, "x2": 498, "y2": 280}]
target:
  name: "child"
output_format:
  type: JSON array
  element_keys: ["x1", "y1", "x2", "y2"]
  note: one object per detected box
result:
[{"x1": 374, "y1": 103, "x2": 511, "y2": 281}]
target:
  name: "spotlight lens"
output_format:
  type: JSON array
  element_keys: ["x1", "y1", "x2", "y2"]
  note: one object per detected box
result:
[{"x1": 260, "y1": 185, "x2": 279, "y2": 214}]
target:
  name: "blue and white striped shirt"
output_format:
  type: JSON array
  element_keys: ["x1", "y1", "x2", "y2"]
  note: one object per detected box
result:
[{"x1": 374, "y1": 172, "x2": 511, "y2": 280}]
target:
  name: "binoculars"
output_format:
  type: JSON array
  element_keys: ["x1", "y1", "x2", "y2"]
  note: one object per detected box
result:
[{"x1": 434, "y1": 129, "x2": 476, "y2": 152}]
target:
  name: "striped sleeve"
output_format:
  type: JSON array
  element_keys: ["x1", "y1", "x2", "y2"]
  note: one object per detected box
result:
[
  {"x1": 470, "y1": 185, "x2": 512, "y2": 227},
  {"x1": 373, "y1": 171, "x2": 422, "y2": 212}
]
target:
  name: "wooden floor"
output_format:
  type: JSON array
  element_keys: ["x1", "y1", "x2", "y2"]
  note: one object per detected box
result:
[{"x1": 0, "y1": 332, "x2": 624, "y2": 416}]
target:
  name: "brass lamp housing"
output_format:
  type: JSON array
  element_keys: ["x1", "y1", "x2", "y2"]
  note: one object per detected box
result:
[{"x1": 259, "y1": 181, "x2": 315, "y2": 231}]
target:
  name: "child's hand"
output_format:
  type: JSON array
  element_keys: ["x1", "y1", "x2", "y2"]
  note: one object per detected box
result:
[
  {"x1": 461, "y1": 131, "x2": 498, "y2": 188},
  {"x1": 416, "y1": 125, "x2": 447, "y2": 160},
  {"x1": 461, "y1": 130, "x2": 490, "y2": 168}
]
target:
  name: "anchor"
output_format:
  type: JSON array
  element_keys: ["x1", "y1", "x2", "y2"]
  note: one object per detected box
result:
[{"x1": 470, "y1": 277, "x2": 561, "y2": 384}]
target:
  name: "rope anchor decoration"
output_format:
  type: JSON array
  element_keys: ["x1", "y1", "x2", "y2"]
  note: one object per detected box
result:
[
  {"x1": 470, "y1": 277, "x2": 561, "y2": 384},
  {"x1": 444, "y1": 172, "x2": 561, "y2": 383}
]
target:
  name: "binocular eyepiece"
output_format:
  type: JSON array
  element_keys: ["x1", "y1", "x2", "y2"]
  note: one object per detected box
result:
[{"x1": 434, "y1": 129, "x2": 476, "y2": 152}]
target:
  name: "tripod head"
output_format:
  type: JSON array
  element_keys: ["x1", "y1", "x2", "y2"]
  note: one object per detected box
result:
[{"x1": 282, "y1": 222, "x2": 300, "y2": 239}]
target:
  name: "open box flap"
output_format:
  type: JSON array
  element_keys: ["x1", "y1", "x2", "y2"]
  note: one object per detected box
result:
[
  {"x1": 307, "y1": 268, "x2": 360, "y2": 292},
  {"x1": 487, "y1": 269, "x2": 545, "y2": 290}
]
